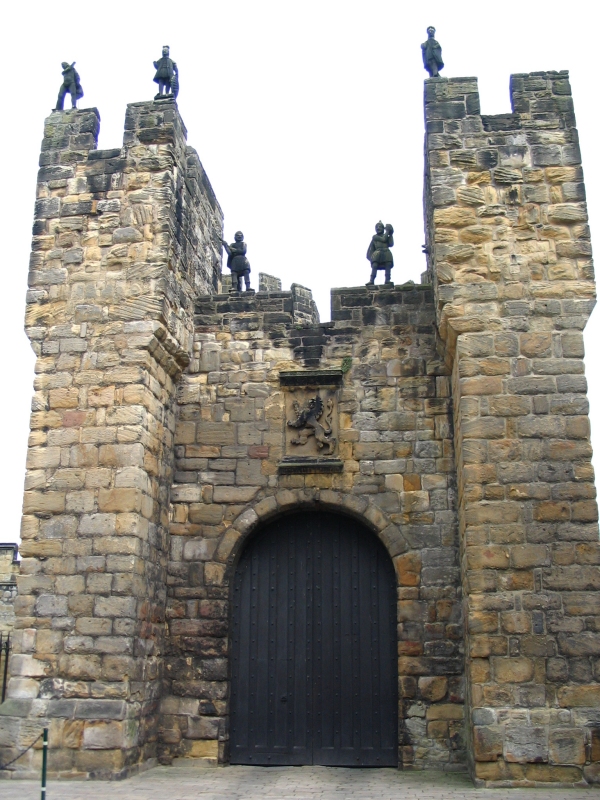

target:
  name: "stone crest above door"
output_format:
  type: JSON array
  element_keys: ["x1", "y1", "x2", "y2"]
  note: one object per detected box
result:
[{"x1": 279, "y1": 370, "x2": 343, "y2": 474}]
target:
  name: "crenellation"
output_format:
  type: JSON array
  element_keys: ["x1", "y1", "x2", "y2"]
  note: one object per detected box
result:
[
  {"x1": 425, "y1": 69, "x2": 598, "y2": 786},
  {"x1": 0, "y1": 98, "x2": 223, "y2": 779},
  {"x1": 1, "y1": 64, "x2": 598, "y2": 785}
]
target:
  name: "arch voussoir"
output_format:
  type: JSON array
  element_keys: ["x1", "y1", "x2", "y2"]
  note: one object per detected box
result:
[{"x1": 224, "y1": 490, "x2": 412, "y2": 567}]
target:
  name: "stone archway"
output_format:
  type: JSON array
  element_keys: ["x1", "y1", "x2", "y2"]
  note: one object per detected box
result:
[
  {"x1": 229, "y1": 509, "x2": 398, "y2": 766},
  {"x1": 160, "y1": 490, "x2": 451, "y2": 768},
  {"x1": 221, "y1": 488, "x2": 411, "y2": 576}
]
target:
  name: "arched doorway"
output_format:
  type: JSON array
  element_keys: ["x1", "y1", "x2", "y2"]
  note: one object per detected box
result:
[{"x1": 230, "y1": 510, "x2": 398, "y2": 766}]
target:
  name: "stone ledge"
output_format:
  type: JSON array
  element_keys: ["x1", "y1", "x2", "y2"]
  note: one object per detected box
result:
[
  {"x1": 332, "y1": 282, "x2": 431, "y2": 295},
  {"x1": 279, "y1": 369, "x2": 343, "y2": 387},
  {"x1": 278, "y1": 460, "x2": 344, "y2": 474}
]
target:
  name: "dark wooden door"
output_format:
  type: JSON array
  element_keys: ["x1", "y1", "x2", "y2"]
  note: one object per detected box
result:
[{"x1": 230, "y1": 511, "x2": 398, "y2": 766}]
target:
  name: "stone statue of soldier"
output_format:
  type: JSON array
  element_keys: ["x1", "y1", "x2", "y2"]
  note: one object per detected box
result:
[
  {"x1": 421, "y1": 27, "x2": 444, "y2": 78},
  {"x1": 367, "y1": 222, "x2": 394, "y2": 285},
  {"x1": 153, "y1": 46, "x2": 179, "y2": 99},
  {"x1": 222, "y1": 232, "x2": 251, "y2": 291},
  {"x1": 54, "y1": 62, "x2": 84, "y2": 111}
]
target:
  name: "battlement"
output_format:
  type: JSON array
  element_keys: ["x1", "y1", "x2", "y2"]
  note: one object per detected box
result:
[
  {"x1": 423, "y1": 71, "x2": 598, "y2": 787},
  {"x1": 195, "y1": 284, "x2": 319, "y2": 329},
  {"x1": 423, "y1": 70, "x2": 591, "y2": 348},
  {"x1": 33, "y1": 100, "x2": 222, "y2": 310},
  {"x1": 2, "y1": 67, "x2": 599, "y2": 786},
  {"x1": 425, "y1": 71, "x2": 575, "y2": 131}
]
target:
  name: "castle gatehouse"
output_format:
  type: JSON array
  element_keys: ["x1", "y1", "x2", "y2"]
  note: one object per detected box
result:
[{"x1": 1, "y1": 69, "x2": 599, "y2": 787}]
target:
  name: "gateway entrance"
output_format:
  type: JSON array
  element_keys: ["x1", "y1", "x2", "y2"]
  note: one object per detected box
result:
[{"x1": 230, "y1": 511, "x2": 398, "y2": 766}]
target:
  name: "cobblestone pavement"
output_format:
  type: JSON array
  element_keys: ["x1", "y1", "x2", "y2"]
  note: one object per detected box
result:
[{"x1": 0, "y1": 764, "x2": 596, "y2": 800}]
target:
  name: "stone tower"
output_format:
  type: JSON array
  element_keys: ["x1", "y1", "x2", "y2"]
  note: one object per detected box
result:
[
  {"x1": 1, "y1": 99, "x2": 223, "y2": 777},
  {"x1": 1, "y1": 70, "x2": 599, "y2": 787},
  {"x1": 423, "y1": 71, "x2": 598, "y2": 784}
]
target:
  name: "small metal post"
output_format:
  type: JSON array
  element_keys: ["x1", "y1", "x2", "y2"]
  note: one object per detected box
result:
[
  {"x1": 41, "y1": 727, "x2": 48, "y2": 800},
  {"x1": 1, "y1": 633, "x2": 10, "y2": 703}
]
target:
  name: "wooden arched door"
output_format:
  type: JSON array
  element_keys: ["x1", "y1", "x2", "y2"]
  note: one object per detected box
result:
[{"x1": 230, "y1": 511, "x2": 398, "y2": 766}]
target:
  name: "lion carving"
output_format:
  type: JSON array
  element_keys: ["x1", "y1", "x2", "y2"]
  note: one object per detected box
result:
[{"x1": 287, "y1": 395, "x2": 336, "y2": 455}]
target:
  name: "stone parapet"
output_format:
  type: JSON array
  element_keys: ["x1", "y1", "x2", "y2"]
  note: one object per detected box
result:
[
  {"x1": 258, "y1": 272, "x2": 282, "y2": 292},
  {"x1": 195, "y1": 284, "x2": 318, "y2": 334},
  {"x1": 424, "y1": 71, "x2": 598, "y2": 786}
]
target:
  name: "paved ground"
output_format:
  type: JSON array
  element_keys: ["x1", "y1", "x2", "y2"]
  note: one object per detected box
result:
[{"x1": 0, "y1": 764, "x2": 597, "y2": 800}]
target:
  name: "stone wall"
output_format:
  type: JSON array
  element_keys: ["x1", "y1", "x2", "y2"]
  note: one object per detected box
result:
[
  {"x1": 0, "y1": 100, "x2": 223, "y2": 779},
  {"x1": 160, "y1": 284, "x2": 463, "y2": 769},
  {"x1": 0, "y1": 545, "x2": 19, "y2": 634},
  {"x1": 1, "y1": 67, "x2": 599, "y2": 787},
  {"x1": 424, "y1": 71, "x2": 599, "y2": 785},
  {"x1": 258, "y1": 273, "x2": 282, "y2": 292},
  {"x1": 223, "y1": 274, "x2": 284, "y2": 294}
]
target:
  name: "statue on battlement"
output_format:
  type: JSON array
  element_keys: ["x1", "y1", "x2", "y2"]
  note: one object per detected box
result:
[
  {"x1": 222, "y1": 231, "x2": 252, "y2": 291},
  {"x1": 54, "y1": 62, "x2": 83, "y2": 111},
  {"x1": 154, "y1": 46, "x2": 179, "y2": 99},
  {"x1": 367, "y1": 222, "x2": 394, "y2": 285},
  {"x1": 421, "y1": 27, "x2": 444, "y2": 78}
]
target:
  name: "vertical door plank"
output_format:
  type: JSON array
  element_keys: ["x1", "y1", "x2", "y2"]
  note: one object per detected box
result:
[{"x1": 230, "y1": 512, "x2": 398, "y2": 766}]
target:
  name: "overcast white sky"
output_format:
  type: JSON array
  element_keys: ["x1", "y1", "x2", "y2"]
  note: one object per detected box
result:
[{"x1": 1, "y1": 1, "x2": 598, "y2": 544}]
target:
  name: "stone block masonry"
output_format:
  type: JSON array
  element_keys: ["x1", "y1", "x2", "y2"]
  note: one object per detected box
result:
[
  {"x1": 163, "y1": 283, "x2": 462, "y2": 769},
  {"x1": 1, "y1": 67, "x2": 599, "y2": 787},
  {"x1": 258, "y1": 273, "x2": 282, "y2": 292},
  {"x1": 424, "y1": 71, "x2": 599, "y2": 786},
  {"x1": 0, "y1": 545, "x2": 18, "y2": 633},
  {"x1": 1, "y1": 99, "x2": 223, "y2": 779}
]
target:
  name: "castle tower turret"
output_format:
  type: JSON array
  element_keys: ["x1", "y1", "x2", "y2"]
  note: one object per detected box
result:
[
  {"x1": 2, "y1": 100, "x2": 222, "y2": 778},
  {"x1": 424, "y1": 72, "x2": 599, "y2": 786}
]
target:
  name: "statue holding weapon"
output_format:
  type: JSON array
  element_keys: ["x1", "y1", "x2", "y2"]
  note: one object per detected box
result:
[
  {"x1": 222, "y1": 231, "x2": 251, "y2": 291},
  {"x1": 54, "y1": 62, "x2": 83, "y2": 111},
  {"x1": 366, "y1": 221, "x2": 394, "y2": 285},
  {"x1": 153, "y1": 45, "x2": 179, "y2": 99}
]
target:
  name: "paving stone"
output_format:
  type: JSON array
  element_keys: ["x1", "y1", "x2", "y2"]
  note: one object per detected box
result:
[{"x1": 0, "y1": 763, "x2": 596, "y2": 798}]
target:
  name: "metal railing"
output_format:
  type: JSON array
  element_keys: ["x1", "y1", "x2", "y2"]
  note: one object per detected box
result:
[
  {"x1": 0, "y1": 726, "x2": 48, "y2": 799},
  {"x1": 0, "y1": 632, "x2": 9, "y2": 702},
  {"x1": 0, "y1": 635, "x2": 48, "y2": 796}
]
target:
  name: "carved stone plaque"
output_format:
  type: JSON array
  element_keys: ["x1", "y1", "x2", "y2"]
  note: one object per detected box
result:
[
  {"x1": 284, "y1": 388, "x2": 339, "y2": 459},
  {"x1": 278, "y1": 370, "x2": 343, "y2": 473}
]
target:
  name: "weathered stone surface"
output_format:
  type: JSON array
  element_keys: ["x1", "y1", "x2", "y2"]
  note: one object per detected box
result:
[
  {"x1": 2, "y1": 69, "x2": 599, "y2": 788},
  {"x1": 504, "y1": 726, "x2": 548, "y2": 763},
  {"x1": 474, "y1": 725, "x2": 503, "y2": 761},
  {"x1": 548, "y1": 728, "x2": 586, "y2": 765},
  {"x1": 2, "y1": 102, "x2": 223, "y2": 780},
  {"x1": 425, "y1": 71, "x2": 598, "y2": 788},
  {"x1": 82, "y1": 720, "x2": 126, "y2": 749},
  {"x1": 0, "y1": 544, "x2": 19, "y2": 632}
]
